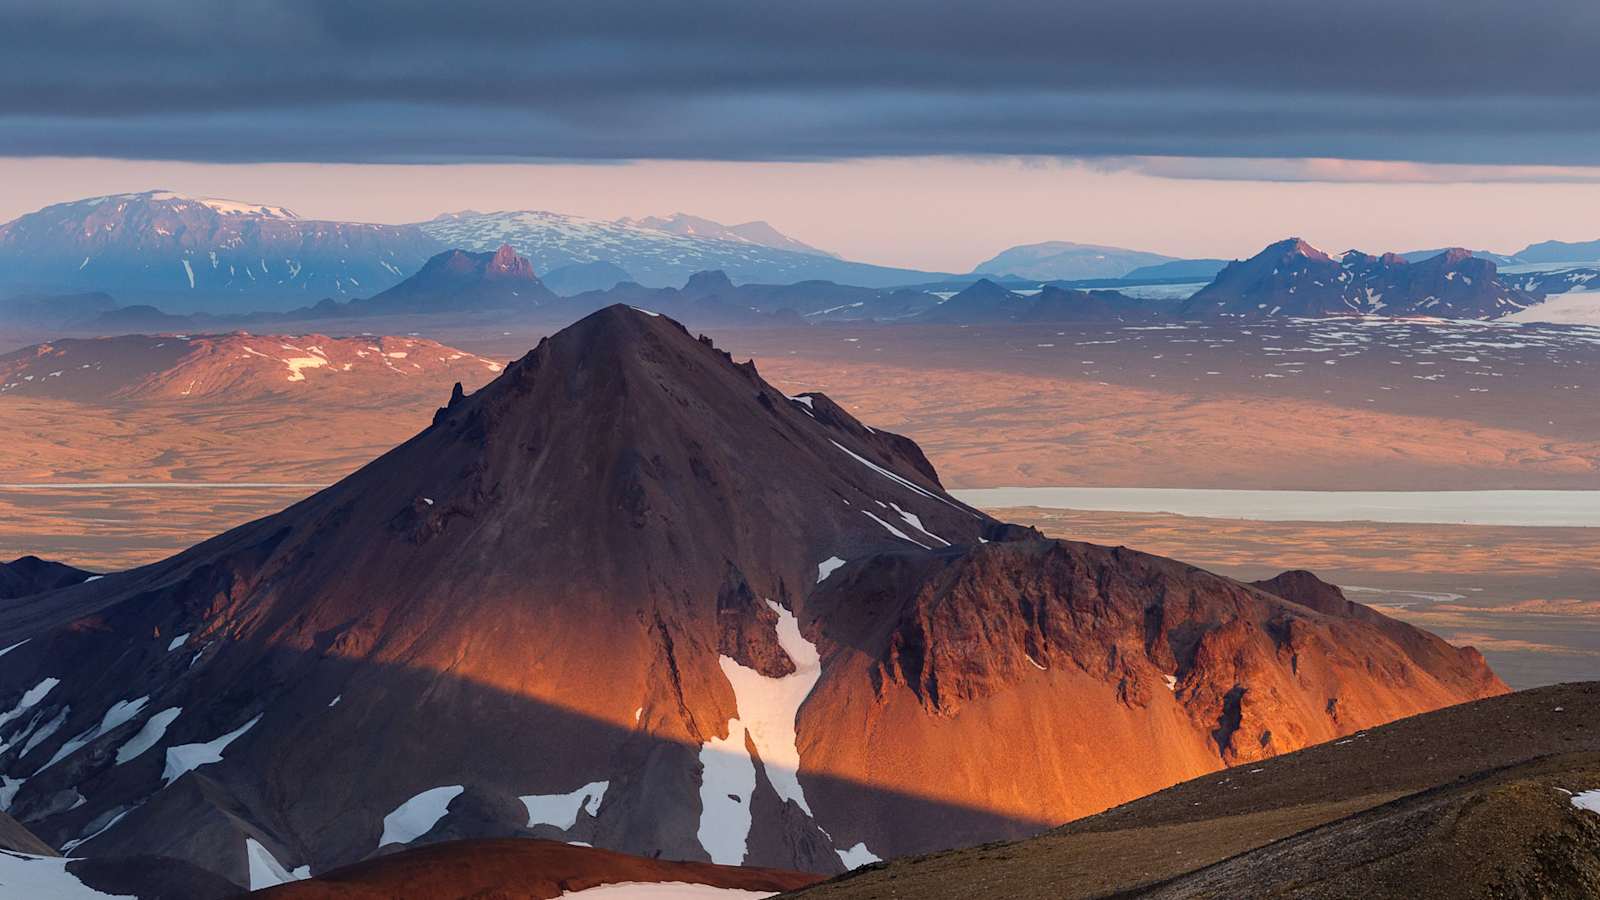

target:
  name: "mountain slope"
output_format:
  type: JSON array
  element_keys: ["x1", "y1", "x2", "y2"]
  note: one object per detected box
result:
[
  {"x1": 620, "y1": 214, "x2": 839, "y2": 259},
  {"x1": 1514, "y1": 238, "x2": 1600, "y2": 263},
  {"x1": 1180, "y1": 239, "x2": 1541, "y2": 319},
  {"x1": 419, "y1": 211, "x2": 946, "y2": 288},
  {"x1": 971, "y1": 242, "x2": 1177, "y2": 281},
  {"x1": 347, "y1": 245, "x2": 558, "y2": 314},
  {"x1": 782, "y1": 681, "x2": 1600, "y2": 900},
  {"x1": 0, "y1": 556, "x2": 95, "y2": 600},
  {"x1": 0, "y1": 192, "x2": 440, "y2": 312},
  {"x1": 0, "y1": 307, "x2": 1500, "y2": 889},
  {"x1": 0, "y1": 333, "x2": 503, "y2": 402},
  {"x1": 257, "y1": 838, "x2": 819, "y2": 899}
]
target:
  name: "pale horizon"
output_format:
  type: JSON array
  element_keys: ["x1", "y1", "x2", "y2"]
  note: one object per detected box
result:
[{"x1": 6, "y1": 156, "x2": 1600, "y2": 273}]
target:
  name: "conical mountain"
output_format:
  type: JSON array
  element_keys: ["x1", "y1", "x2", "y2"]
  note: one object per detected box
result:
[
  {"x1": 0, "y1": 306, "x2": 1503, "y2": 890},
  {"x1": 352, "y1": 244, "x2": 556, "y2": 313}
]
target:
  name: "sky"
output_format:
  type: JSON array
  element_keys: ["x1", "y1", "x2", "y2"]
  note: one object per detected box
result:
[{"x1": 3, "y1": 0, "x2": 1599, "y2": 271}]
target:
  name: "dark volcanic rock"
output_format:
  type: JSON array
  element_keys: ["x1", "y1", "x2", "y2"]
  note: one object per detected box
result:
[
  {"x1": 255, "y1": 837, "x2": 821, "y2": 899},
  {"x1": 0, "y1": 556, "x2": 95, "y2": 600}
]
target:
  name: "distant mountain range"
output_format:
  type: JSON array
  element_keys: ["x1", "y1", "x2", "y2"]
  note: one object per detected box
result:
[
  {"x1": 1180, "y1": 239, "x2": 1539, "y2": 320},
  {"x1": 4, "y1": 237, "x2": 1580, "y2": 337},
  {"x1": 0, "y1": 192, "x2": 951, "y2": 312},
  {"x1": 971, "y1": 241, "x2": 1178, "y2": 280},
  {"x1": 976, "y1": 237, "x2": 1600, "y2": 285},
  {"x1": 1, "y1": 190, "x2": 1590, "y2": 328},
  {"x1": 0, "y1": 191, "x2": 440, "y2": 313},
  {"x1": 616, "y1": 212, "x2": 840, "y2": 258},
  {"x1": 419, "y1": 209, "x2": 948, "y2": 288}
]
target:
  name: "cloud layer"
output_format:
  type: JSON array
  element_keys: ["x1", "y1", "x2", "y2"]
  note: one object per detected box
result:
[{"x1": 4, "y1": 0, "x2": 1599, "y2": 165}]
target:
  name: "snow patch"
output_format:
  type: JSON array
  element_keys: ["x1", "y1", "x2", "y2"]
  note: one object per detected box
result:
[
  {"x1": 162, "y1": 714, "x2": 261, "y2": 786},
  {"x1": 836, "y1": 842, "x2": 881, "y2": 869},
  {"x1": 115, "y1": 707, "x2": 181, "y2": 765},
  {"x1": 860, "y1": 510, "x2": 929, "y2": 548},
  {"x1": 830, "y1": 440, "x2": 972, "y2": 516},
  {"x1": 1571, "y1": 789, "x2": 1600, "y2": 815},
  {"x1": 696, "y1": 723, "x2": 755, "y2": 865},
  {"x1": 380, "y1": 785, "x2": 463, "y2": 847},
  {"x1": 42, "y1": 696, "x2": 150, "y2": 771},
  {"x1": 0, "y1": 677, "x2": 59, "y2": 734},
  {"x1": 0, "y1": 850, "x2": 132, "y2": 898},
  {"x1": 521, "y1": 781, "x2": 609, "y2": 830},
  {"x1": 815, "y1": 556, "x2": 846, "y2": 584},
  {"x1": 246, "y1": 837, "x2": 310, "y2": 890}
]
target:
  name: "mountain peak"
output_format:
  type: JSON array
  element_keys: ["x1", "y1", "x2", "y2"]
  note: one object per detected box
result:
[
  {"x1": 1264, "y1": 237, "x2": 1331, "y2": 261},
  {"x1": 487, "y1": 243, "x2": 537, "y2": 278},
  {"x1": 353, "y1": 245, "x2": 553, "y2": 313},
  {"x1": 682, "y1": 269, "x2": 735, "y2": 294}
]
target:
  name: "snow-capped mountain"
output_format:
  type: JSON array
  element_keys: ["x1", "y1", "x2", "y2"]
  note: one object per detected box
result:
[
  {"x1": 617, "y1": 213, "x2": 840, "y2": 258},
  {"x1": 0, "y1": 191, "x2": 441, "y2": 313},
  {"x1": 1180, "y1": 239, "x2": 1542, "y2": 319},
  {"x1": 418, "y1": 210, "x2": 943, "y2": 288}
]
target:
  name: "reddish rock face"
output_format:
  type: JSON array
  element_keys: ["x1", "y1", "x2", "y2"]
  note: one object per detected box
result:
[
  {"x1": 0, "y1": 332, "x2": 504, "y2": 402},
  {"x1": 0, "y1": 305, "x2": 1503, "y2": 889}
]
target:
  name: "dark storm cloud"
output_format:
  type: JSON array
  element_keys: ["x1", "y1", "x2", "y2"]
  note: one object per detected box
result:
[{"x1": 2, "y1": 0, "x2": 1599, "y2": 165}]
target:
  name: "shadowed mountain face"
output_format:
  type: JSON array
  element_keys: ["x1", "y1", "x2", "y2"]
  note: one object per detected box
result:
[
  {"x1": 257, "y1": 837, "x2": 821, "y2": 899},
  {"x1": 1181, "y1": 239, "x2": 1541, "y2": 319},
  {"x1": 0, "y1": 306, "x2": 1501, "y2": 890},
  {"x1": 0, "y1": 556, "x2": 94, "y2": 600},
  {"x1": 0, "y1": 192, "x2": 440, "y2": 312}
]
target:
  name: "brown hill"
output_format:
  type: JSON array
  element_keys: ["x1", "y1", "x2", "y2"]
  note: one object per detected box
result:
[
  {"x1": 0, "y1": 306, "x2": 1500, "y2": 889},
  {"x1": 0, "y1": 332, "x2": 503, "y2": 402},
  {"x1": 782, "y1": 681, "x2": 1600, "y2": 900},
  {"x1": 255, "y1": 837, "x2": 820, "y2": 899}
]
